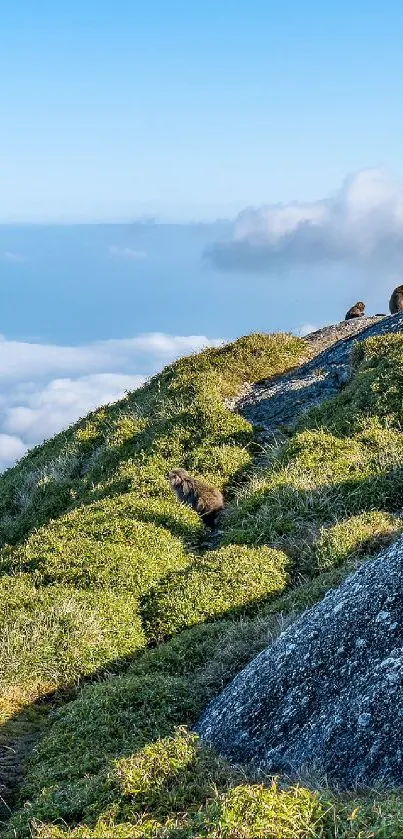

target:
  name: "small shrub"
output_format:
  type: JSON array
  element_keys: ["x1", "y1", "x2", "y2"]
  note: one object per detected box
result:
[
  {"x1": 140, "y1": 545, "x2": 288, "y2": 642},
  {"x1": 115, "y1": 728, "x2": 238, "y2": 819},
  {"x1": 21, "y1": 677, "x2": 202, "y2": 797},
  {"x1": 107, "y1": 414, "x2": 147, "y2": 448},
  {"x1": 188, "y1": 442, "x2": 252, "y2": 488},
  {"x1": 189, "y1": 781, "x2": 323, "y2": 838}
]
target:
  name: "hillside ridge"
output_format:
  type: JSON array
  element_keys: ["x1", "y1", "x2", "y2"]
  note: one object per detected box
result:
[
  {"x1": 2, "y1": 317, "x2": 403, "y2": 837},
  {"x1": 232, "y1": 312, "x2": 403, "y2": 436}
]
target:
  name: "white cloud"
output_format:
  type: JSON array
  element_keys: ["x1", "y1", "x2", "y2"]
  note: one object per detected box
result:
[
  {"x1": 109, "y1": 246, "x2": 147, "y2": 259},
  {"x1": 3, "y1": 373, "x2": 145, "y2": 445},
  {"x1": 0, "y1": 333, "x2": 219, "y2": 381},
  {"x1": 0, "y1": 332, "x2": 222, "y2": 471},
  {"x1": 0, "y1": 434, "x2": 27, "y2": 471},
  {"x1": 206, "y1": 169, "x2": 403, "y2": 272}
]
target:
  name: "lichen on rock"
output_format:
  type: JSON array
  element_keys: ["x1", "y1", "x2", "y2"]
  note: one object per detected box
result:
[{"x1": 195, "y1": 532, "x2": 403, "y2": 786}]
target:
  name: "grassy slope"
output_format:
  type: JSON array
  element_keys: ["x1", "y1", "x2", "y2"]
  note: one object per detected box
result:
[{"x1": 1, "y1": 331, "x2": 403, "y2": 837}]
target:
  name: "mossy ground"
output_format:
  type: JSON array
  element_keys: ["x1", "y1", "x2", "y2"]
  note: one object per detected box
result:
[{"x1": 1, "y1": 331, "x2": 403, "y2": 837}]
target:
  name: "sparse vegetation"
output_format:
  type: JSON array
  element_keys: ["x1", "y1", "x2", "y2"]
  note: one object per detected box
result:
[{"x1": 2, "y1": 330, "x2": 403, "y2": 837}]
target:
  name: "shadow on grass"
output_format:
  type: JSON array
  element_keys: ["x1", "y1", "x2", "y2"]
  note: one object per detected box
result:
[
  {"x1": 0, "y1": 560, "x2": 377, "y2": 835},
  {"x1": 222, "y1": 466, "x2": 403, "y2": 560},
  {"x1": 1, "y1": 464, "x2": 403, "y2": 833}
]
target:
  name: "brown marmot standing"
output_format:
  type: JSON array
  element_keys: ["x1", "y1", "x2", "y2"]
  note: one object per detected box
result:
[
  {"x1": 345, "y1": 301, "x2": 365, "y2": 320},
  {"x1": 167, "y1": 468, "x2": 224, "y2": 528}
]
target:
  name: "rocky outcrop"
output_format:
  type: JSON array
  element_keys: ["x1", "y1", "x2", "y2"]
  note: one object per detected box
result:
[
  {"x1": 198, "y1": 312, "x2": 403, "y2": 787},
  {"x1": 195, "y1": 533, "x2": 403, "y2": 786},
  {"x1": 231, "y1": 313, "x2": 403, "y2": 437}
]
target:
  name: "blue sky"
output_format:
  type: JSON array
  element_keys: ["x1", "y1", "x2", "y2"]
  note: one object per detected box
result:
[
  {"x1": 0, "y1": 1, "x2": 403, "y2": 470},
  {"x1": 2, "y1": 0, "x2": 403, "y2": 220}
]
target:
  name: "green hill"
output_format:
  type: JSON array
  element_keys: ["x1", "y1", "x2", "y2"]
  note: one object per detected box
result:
[{"x1": 1, "y1": 330, "x2": 403, "y2": 837}]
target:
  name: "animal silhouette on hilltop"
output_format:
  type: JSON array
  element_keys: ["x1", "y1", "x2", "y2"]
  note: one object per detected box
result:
[
  {"x1": 345, "y1": 301, "x2": 365, "y2": 320},
  {"x1": 389, "y1": 285, "x2": 403, "y2": 314},
  {"x1": 341, "y1": 289, "x2": 403, "y2": 321}
]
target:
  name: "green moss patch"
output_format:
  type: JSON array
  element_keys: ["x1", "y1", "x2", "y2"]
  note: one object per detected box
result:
[
  {"x1": 313, "y1": 510, "x2": 402, "y2": 571},
  {"x1": 141, "y1": 545, "x2": 289, "y2": 642},
  {"x1": 9, "y1": 729, "x2": 323, "y2": 839},
  {"x1": 20, "y1": 677, "x2": 202, "y2": 797},
  {"x1": 1, "y1": 496, "x2": 191, "y2": 594}
]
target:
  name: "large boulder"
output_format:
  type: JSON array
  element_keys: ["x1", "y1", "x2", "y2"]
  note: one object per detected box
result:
[{"x1": 195, "y1": 535, "x2": 403, "y2": 786}]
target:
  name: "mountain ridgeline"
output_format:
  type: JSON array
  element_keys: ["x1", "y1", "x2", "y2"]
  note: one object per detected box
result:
[{"x1": 2, "y1": 316, "x2": 403, "y2": 837}]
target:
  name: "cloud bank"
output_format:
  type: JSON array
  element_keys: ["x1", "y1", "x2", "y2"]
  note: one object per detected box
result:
[
  {"x1": 0, "y1": 332, "x2": 222, "y2": 472},
  {"x1": 206, "y1": 169, "x2": 403, "y2": 273}
]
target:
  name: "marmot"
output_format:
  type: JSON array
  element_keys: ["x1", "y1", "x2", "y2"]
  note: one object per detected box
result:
[
  {"x1": 389, "y1": 286, "x2": 403, "y2": 314},
  {"x1": 345, "y1": 301, "x2": 365, "y2": 320},
  {"x1": 167, "y1": 468, "x2": 224, "y2": 528}
]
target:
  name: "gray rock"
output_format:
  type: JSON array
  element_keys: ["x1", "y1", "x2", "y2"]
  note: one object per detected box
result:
[
  {"x1": 231, "y1": 313, "x2": 403, "y2": 438},
  {"x1": 195, "y1": 534, "x2": 403, "y2": 786}
]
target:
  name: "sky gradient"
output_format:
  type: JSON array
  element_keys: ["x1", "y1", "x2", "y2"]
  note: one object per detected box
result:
[
  {"x1": 0, "y1": 2, "x2": 402, "y2": 470},
  {"x1": 2, "y1": 1, "x2": 403, "y2": 221}
]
